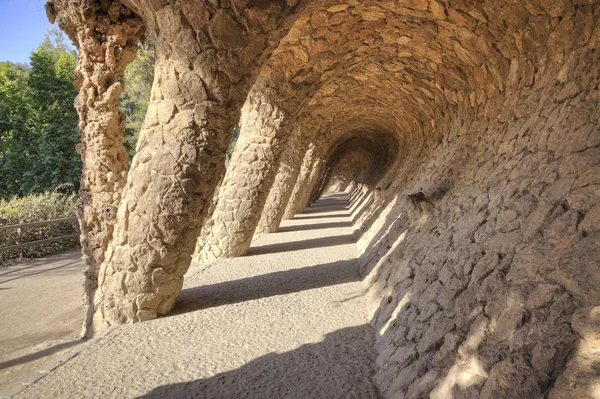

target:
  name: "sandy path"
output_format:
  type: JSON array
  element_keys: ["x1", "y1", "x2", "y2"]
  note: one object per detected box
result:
[
  {"x1": 0, "y1": 250, "x2": 84, "y2": 394},
  {"x1": 12, "y1": 193, "x2": 381, "y2": 399}
]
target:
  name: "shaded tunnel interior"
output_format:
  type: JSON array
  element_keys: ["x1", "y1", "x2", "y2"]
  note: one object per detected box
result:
[{"x1": 320, "y1": 134, "x2": 399, "y2": 192}]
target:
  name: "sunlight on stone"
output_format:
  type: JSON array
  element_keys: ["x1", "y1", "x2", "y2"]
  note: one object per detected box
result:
[
  {"x1": 351, "y1": 192, "x2": 373, "y2": 217},
  {"x1": 580, "y1": 337, "x2": 600, "y2": 398},
  {"x1": 379, "y1": 292, "x2": 411, "y2": 336},
  {"x1": 430, "y1": 356, "x2": 488, "y2": 399},
  {"x1": 457, "y1": 318, "x2": 489, "y2": 358},
  {"x1": 366, "y1": 230, "x2": 408, "y2": 320},
  {"x1": 356, "y1": 195, "x2": 401, "y2": 256},
  {"x1": 365, "y1": 230, "x2": 407, "y2": 286},
  {"x1": 590, "y1": 384, "x2": 600, "y2": 399},
  {"x1": 5, "y1": 0, "x2": 599, "y2": 396}
]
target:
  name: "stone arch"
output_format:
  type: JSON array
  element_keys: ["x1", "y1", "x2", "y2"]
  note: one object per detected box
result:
[
  {"x1": 314, "y1": 132, "x2": 401, "y2": 195},
  {"x1": 191, "y1": 2, "x2": 600, "y2": 396}
]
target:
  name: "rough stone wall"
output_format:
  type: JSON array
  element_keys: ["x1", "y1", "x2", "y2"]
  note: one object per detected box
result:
[
  {"x1": 313, "y1": 135, "x2": 397, "y2": 204},
  {"x1": 51, "y1": 4, "x2": 600, "y2": 397},
  {"x1": 324, "y1": 150, "x2": 371, "y2": 193},
  {"x1": 354, "y1": 41, "x2": 600, "y2": 399}
]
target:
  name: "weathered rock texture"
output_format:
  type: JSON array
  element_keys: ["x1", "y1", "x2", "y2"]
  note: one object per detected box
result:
[
  {"x1": 322, "y1": 136, "x2": 397, "y2": 195},
  {"x1": 195, "y1": 85, "x2": 293, "y2": 261},
  {"x1": 47, "y1": 0, "x2": 144, "y2": 336},
  {"x1": 53, "y1": 0, "x2": 600, "y2": 396},
  {"x1": 255, "y1": 127, "x2": 307, "y2": 234},
  {"x1": 348, "y1": 2, "x2": 600, "y2": 395},
  {"x1": 296, "y1": 156, "x2": 326, "y2": 214},
  {"x1": 52, "y1": 0, "x2": 303, "y2": 329},
  {"x1": 283, "y1": 143, "x2": 318, "y2": 220}
]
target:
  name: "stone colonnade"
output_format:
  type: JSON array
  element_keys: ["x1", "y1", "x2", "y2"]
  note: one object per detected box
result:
[
  {"x1": 50, "y1": 1, "x2": 600, "y2": 396},
  {"x1": 255, "y1": 127, "x2": 307, "y2": 234},
  {"x1": 195, "y1": 86, "x2": 292, "y2": 261},
  {"x1": 45, "y1": 0, "x2": 145, "y2": 334},
  {"x1": 51, "y1": 0, "x2": 302, "y2": 331}
]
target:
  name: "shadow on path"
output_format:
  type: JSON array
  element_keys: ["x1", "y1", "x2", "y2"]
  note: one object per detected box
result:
[
  {"x1": 0, "y1": 250, "x2": 81, "y2": 278},
  {"x1": 137, "y1": 325, "x2": 380, "y2": 399},
  {"x1": 0, "y1": 339, "x2": 82, "y2": 370},
  {"x1": 0, "y1": 260, "x2": 81, "y2": 285},
  {"x1": 293, "y1": 213, "x2": 348, "y2": 220},
  {"x1": 302, "y1": 204, "x2": 350, "y2": 214},
  {"x1": 247, "y1": 234, "x2": 355, "y2": 256},
  {"x1": 276, "y1": 221, "x2": 353, "y2": 233},
  {"x1": 173, "y1": 259, "x2": 360, "y2": 314}
]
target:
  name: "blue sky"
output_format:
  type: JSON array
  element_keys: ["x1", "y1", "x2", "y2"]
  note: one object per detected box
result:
[{"x1": 0, "y1": 0, "x2": 56, "y2": 64}]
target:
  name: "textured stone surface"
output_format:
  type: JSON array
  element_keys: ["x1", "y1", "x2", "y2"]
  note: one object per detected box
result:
[
  {"x1": 52, "y1": 0, "x2": 303, "y2": 330},
  {"x1": 550, "y1": 306, "x2": 600, "y2": 398},
  {"x1": 354, "y1": 36, "x2": 600, "y2": 397},
  {"x1": 49, "y1": 0, "x2": 600, "y2": 396},
  {"x1": 296, "y1": 157, "x2": 326, "y2": 214},
  {"x1": 195, "y1": 86, "x2": 292, "y2": 262},
  {"x1": 48, "y1": 0, "x2": 144, "y2": 336},
  {"x1": 256, "y1": 127, "x2": 307, "y2": 234},
  {"x1": 283, "y1": 143, "x2": 318, "y2": 220}
]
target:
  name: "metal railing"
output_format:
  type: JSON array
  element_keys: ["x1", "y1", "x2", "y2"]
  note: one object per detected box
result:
[{"x1": 0, "y1": 217, "x2": 79, "y2": 253}]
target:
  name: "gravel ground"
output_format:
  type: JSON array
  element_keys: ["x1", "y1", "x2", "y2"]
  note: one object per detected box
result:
[
  {"x1": 0, "y1": 249, "x2": 84, "y2": 395},
  {"x1": 11, "y1": 193, "x2": 381, "y2": 399}
]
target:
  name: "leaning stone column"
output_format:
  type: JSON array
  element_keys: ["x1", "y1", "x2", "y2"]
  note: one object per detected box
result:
[
  {"x1": 297, "y1": 158, "x2": 326, "y2": 212},
  {"x1": 283, "y1": 144, "x2": 317, "y2": 219},
  {"x1": 310, "y1": 164, "x2": 331, "y2": 203},
  {"x1": 94, "y1": 46, "x2": 233, "y2": 327},
  {"x1": 320, "y1": 167, "x2": 334, "y2": 196},
  {"x1": 47, "y1": 0, "x2": 144, "y2": 337},
  {"x1": 91, "y1": 4, "x2": 293, "y2": 330},
  {"x1": 255, "y1": 128, "x2": 307, "y2": 234},
  {"x1": 195, "y1": 87, "x2": 291, "y2": 262}
]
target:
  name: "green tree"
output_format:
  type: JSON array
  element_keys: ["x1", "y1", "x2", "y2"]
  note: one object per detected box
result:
[
  {"x1": 0, "y1": 61, "x2": 35, "y2": 196},
  {"x1": 0, "y1": 29, "x2": 80, "y2": 199},
  {"x1": 121, "y1": 39, "x2": 155, "y2": 156},
  {"x1": 28, "y1": 38, "x2": 80, "y2": 193}
]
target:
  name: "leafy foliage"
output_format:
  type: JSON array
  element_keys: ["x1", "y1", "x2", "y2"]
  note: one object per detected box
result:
[
  {"x1": 0, "y1": 191, "x2": 77, "y2": 224},
  {"x1": 120, "y1": 39, "x2": 155, "y2": 157},
  {"x1": 0, "y1": 192, "x2": 79, "y2": 265},
  {"x1": 0, "y1": 29, "x2": 80, "y2": 199}
]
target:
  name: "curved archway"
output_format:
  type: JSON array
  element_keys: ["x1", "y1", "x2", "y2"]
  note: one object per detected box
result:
[{"x1": 316, "y1": 133, "x2": 399, "y2": 196}]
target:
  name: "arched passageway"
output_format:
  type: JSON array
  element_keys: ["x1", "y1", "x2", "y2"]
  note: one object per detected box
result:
[
  {"x1": 36, "y1": 0, "x2": 600, "y2": 397},
  {"x1": 16, "y1": 193, "x2": 384, "y2": 398},
  {"x1": 316, "y1": 134, "x2": 399, "y2": 195}
]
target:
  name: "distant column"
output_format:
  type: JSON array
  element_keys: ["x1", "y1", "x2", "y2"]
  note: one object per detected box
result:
[
  {"x1": 255, "y1": 129, "x2": 307, "y2": 234},
  {"x1": 194, "y1": 88, "x2": 292, "y2": 262}
]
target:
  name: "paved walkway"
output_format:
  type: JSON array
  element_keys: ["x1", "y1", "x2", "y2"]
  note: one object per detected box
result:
[
  {"x1": 0, "y1": 249, "x2": 83, "y2": 394},
  {"x1": 12, "y1": 193, "x2": 381, "y2": 399}
]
